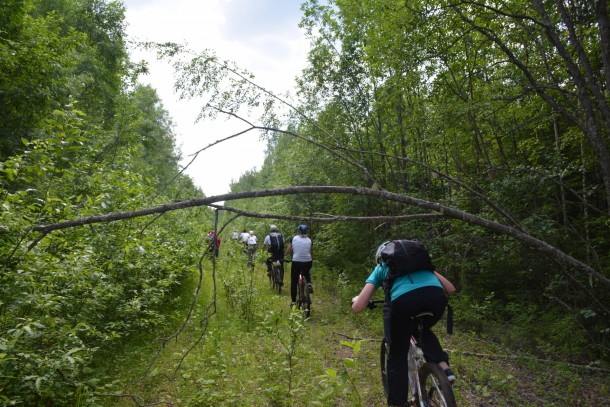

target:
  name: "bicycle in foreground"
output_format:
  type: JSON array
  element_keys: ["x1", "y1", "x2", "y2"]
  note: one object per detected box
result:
[
  {"x1": 268, "y1": 258, "x2": 283, "y2": 294},
  {"x1": 369, "y1": 300, "x2": 456, "y2": 407}
]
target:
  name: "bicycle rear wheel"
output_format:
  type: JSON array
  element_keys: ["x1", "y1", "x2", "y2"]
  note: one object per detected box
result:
[
  {"x1": 275, "y1": 265, "x2": 282, "y2": 294},
  {"x1": 271, "y1": 270, "x2": 277, "y2": 291},
  {"x1": 297, "y1": 275, "x2": 311, "y2": 318},
  {"x1": 419, "y1": 363, "x2": 457, "y2": 407},
  {"x1": 379, "y1": 338, "x2": 389, "y2": 398}
]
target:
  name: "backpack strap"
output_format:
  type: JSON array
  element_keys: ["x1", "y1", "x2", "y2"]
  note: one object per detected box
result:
[
  {"x1": 382, "y1": 276, "x2": 394, "y2": 347},
  {"x1": 446, "y1": 302, "x2": 453, "y2": 335}
]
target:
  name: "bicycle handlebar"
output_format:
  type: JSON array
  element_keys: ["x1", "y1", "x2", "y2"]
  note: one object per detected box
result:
[
  {"x1": 367, "y1": 300, "x2": 385, "y2": 309},
  {"x1": 350, "y1": 299, "x2": 385, "y2": 309},
  {"x1": 266, "y1": 256, "x2": 291, "y2": 263}
]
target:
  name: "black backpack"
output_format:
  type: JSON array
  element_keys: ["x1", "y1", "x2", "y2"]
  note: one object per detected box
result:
[
  {"x1": 380, "y1": 240, "x2": 453, "y2": 345},
  {"x1": 268, "y1": 232, "x2": 284, "y2": 255},
  {"x1": 381, "y1": 240, "x2": 435, "y2": 290}
]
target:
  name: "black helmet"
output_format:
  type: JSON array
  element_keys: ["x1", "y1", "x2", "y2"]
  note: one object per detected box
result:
[{"x1": 297, "y1": 224, "x2": 309, "y2": 234}]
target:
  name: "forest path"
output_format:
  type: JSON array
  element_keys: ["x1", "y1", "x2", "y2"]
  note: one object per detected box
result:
[{"x1": 96, "y1": 249, "x2": 610, "y2": 406}]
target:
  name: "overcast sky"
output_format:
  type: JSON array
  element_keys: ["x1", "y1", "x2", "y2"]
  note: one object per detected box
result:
[{"x1": 122, "y1": 0, "x2": 310, "y2": 197}]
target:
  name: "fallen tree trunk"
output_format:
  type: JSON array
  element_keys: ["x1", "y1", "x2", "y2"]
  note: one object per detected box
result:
[{"x1": 32, "y1": 185, "x2": 609, "y2": 289}]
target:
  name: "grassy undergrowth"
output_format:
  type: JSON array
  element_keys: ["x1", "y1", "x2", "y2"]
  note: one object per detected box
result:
[{"x1": 93, "y1": 245, "x2": 610, "y2": 406}]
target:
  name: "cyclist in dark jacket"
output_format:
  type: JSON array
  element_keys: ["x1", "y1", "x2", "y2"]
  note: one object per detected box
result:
[{"x1": 262, "y1": 225, "x2": 285, "y2": 284}]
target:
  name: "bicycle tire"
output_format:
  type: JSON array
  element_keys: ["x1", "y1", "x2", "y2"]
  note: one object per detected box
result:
[
  {"x1": 296, "y1": 276, "x2": 304, "y2": 314},
  {"x1": 270, "y1": 268, "x2": 276, "y2": 290},
  {"x1": 380, "y1": 338, "x2": 389, "y2": 398},
  {"x1": 297, "y1": 275, "x2": 311, "y2": 319},
  {"x1": 419, "y1": 362, "x2": 457, "y2": 407},
  {"x1": 275, "y1": 264, "x2": 282, "y2": 294}
]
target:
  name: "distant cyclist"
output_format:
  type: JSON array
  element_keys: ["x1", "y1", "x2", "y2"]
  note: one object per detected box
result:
[
  {"x1": 285, "y1": 224, "x2": 313, "y2": 307},
  {"x1": 239, "y1": 229, "x2": 250, "y2": 248},
  {"x1": 262, "y1": 225, "x2": 285, "y2": 284},
  {"x1": 246, "y1": 230, "x2": 258, "y2": 260},
  {"x1": 207, "y1": 230, "x2": 220, "y2": 258}
]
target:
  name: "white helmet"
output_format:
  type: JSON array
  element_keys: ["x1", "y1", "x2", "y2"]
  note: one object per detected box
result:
[
  {"x1": 270, "y1": 224, "x2": 278, "y2": 232},
  {"x1": 374, "y1": 241, "x2": 392, "y2": 264}
]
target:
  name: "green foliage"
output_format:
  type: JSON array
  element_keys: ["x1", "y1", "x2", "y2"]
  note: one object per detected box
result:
[
  {"x1": 318, "y1": 339, "x2": 366, "y2": 406},
  {"x1": 0, "y1": 0, "x2": 129, "y2": 159},
  {"x1": 220, "y1": 243, "x2": 261, "y2": 322},
  {"x1": 261, "y1": 306, "x2": 308, "y2": 400},
  {"x1": 0, "y1": 2, "x2": 204, "y2": 399},
  {"x1": 0, "y1": 2, "x2": 86, "y2": 158},
  {"x1": 0, "y1": 143, "x2": 202, "y2": 402}
]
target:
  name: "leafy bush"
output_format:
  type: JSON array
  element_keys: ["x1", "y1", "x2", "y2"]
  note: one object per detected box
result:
[{"x1": 0, "y1": 109, "x2": 204, "y2": 403}]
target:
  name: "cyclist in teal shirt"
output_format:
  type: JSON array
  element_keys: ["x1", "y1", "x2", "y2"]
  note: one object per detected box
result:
[
  {"x1": 352, "y1": 241, "x2": 455, "y2": 407},
  {"x1": 366, "y1": 264, "x2": 443, "y2": 299}
]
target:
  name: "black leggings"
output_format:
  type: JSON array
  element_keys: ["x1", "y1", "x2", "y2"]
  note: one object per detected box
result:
[
  {"x1": 387, "y1": 286, "x2": 448, "y2": 406},
  {"x1": 290, "y1": 261, "x2": 312, "y2": 302}
]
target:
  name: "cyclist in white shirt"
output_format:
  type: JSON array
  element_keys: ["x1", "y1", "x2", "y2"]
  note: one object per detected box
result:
[
  {"x1": 247, "y1": 231, "x2": 257, "y2": 250},
  {"x1": 239, "y1": 229, "x2": 250, "y2": 247},
  {"x1": 245, "y1": 231, "x2": 258, "y2": 265},
  {"x1": 285, "y1": 224, "x2": 313, "y2": 306}
]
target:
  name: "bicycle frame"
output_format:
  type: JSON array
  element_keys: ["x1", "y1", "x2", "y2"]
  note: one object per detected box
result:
[
  {"x1": 296, "y1": 272, "x2": 311, "y2": 318},
  {"x1": 408, "y1": 334, "x2": 428, "y2": 406},
  {"x1": 270, "y1": 260, "x2": 283, "y2": 294}
]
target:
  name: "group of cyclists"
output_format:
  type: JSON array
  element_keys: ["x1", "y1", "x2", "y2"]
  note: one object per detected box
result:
[
  {"x1": 220, "y1": 225, "x2": 456, "y2": 406},
  {"x1": 259, "y1": 224, "x2": 314, "y2": 306},
  {"x1": 228, "y1": 224, "x2": 314, "y2": 307}
]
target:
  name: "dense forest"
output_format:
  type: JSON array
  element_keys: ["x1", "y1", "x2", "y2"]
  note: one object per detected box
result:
[{"x1": 1, "y1": 0, "x2": 609, "y2": 405}]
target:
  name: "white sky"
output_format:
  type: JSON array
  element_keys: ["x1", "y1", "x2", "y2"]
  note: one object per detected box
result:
[{"x1": 122, "y1": 0, "x2": 310, "y2": 197}]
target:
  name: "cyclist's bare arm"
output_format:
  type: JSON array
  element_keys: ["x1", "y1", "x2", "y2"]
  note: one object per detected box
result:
[
  {"x1": 434, "y1": 271, "x2": 456, "y2": 296},
  {"x1": 352, "y1": 283, "x2": 376, "y2": 313}
]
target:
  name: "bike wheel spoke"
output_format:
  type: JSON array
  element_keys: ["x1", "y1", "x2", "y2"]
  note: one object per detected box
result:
[{"x1": 419, "y1": 363, "x2": 457, "y2": 407}]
